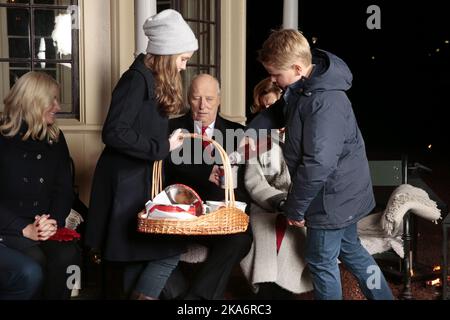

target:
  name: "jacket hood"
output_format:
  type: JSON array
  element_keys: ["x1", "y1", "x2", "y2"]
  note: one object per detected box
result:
[{"x1": 300, "y1": 49, "x2": 353, "y2": 94}]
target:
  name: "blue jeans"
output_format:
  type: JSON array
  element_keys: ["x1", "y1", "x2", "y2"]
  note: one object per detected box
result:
[
  {"x1": 305, "y1": 222, "x2": 394, "y2": 300},
  {"x1": 0, "y1": 244, "x2": 43, "y2": 300},
  {"x1": 124, "y1": 254, "x2": 180, "y2": 298}
]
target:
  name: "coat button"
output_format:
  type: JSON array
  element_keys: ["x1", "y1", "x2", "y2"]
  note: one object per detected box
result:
[
  {"x1": 39, "y1": 178, "x2": 45, "y2": 184},
  {"x1": 23, "y1": 153, "x2": 28, "y2": 158},
  {"x1": 33, "y1": 201, "x2": 39, "y2": 207},
  {"x1": 23, "y1": 177, "x2": 29, "y2": 183},
  {"x1": 37, "y1": 154, "x2": 42, "y2": 160}
]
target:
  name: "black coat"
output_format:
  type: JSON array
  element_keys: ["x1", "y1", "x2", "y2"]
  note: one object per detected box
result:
[
  {"x1": 0, "y1": 127, "x2": 73, "y2": 250},
  {"x1": 85, "y1": 54, "x2": 186, "y2": 262},
  {"x1": 166, "y1": 113, "x2": 250, "y2": 205}
]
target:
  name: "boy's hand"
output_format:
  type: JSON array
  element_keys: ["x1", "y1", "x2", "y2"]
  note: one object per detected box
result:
[{"x1": 287, "y1": 219, "x2": 305, "y2": 228}]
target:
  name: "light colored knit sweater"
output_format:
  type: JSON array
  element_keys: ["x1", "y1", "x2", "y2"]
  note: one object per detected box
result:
[{"x1": 241, "y1": 141, "x2": 313, "y2": 294}]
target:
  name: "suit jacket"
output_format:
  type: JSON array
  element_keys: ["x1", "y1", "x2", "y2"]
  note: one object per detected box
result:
[{"x1": 166, "y1": 113, "x2": 250, "y2": 206}]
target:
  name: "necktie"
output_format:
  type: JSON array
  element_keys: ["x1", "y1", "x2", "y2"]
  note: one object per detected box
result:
[{"x1": 201, "y1": 126, "x2": 211, "y2": 149}]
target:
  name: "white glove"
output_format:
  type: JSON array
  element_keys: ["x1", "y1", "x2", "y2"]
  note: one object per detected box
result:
[
  {"x1": 169, "y1": 128, "x2": 184, "y2": 151},
  {"x1": 65, "y1": 209, "x2": 84, "y2": 230}
]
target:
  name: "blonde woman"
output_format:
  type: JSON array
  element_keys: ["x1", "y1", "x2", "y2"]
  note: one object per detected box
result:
[
  {"x1": 0, "y1": 71, "x2": 81, "y2": 299},
  {"x1": 85, "y1": 9, "x2": 198, "y2": 300}
]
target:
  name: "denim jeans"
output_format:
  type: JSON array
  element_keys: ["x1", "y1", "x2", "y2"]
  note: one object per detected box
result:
[
  {"x1": 0, "y1": 244, "x2": 43, "y2": 300},
  {"x1": 124, "y1": 254, "x2": 180, "y2": 298},
  {"x1": 305, "y1": 222, "x2": 394, "y2": 300}
]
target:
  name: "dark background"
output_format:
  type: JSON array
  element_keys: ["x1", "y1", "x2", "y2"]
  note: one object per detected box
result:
[{"x1": 246, "y1": 0, "x2": 449, "y2": 163}]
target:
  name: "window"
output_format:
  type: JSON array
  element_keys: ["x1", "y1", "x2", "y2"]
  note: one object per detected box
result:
[
  {"x1": 158, "y1": 0, "x2": 220, "y2": 96},
  {"x1": 0, "y1": 0, "x2": 79, "y2": 119}
]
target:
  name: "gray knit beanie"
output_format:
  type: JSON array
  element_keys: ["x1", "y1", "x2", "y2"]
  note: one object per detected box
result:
[{"x1": 143, "y1": 9, "x2": 198, "y2": 55}]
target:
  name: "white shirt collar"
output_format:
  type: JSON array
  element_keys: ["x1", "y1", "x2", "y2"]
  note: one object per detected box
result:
[{"x1": 194, "y1": 121, "x2": 215, "y2": 138}]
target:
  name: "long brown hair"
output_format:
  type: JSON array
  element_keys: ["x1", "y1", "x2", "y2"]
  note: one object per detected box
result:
[
  {"x1": 144, "y1": 53, "x2": 184, "y2": 116},
  {"x1": 251, "y1": 77, "x2": 282, "y2": 114},
  {"x1": 1, "y1": 71, "x2": 60, "y2": 142}
]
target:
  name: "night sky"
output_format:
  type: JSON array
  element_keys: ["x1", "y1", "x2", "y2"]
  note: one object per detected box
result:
[{"x1": 246, "y1": 0, "x2": 449, "y2": 161}]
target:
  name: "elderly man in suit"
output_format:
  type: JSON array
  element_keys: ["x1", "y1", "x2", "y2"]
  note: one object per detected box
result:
[
  {"x1": 164, "y1": 74, "x2": 252, "y2": 300},
  {"x1": 167, "y1": 74, "x2": 250, "y2": 202}
]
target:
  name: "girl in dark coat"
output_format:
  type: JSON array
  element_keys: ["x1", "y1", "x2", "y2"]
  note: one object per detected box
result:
[
  {"x1": 0, "y1": 71, "x2": 81, "y2": 300},
  {"x1": 85, "y1": 9, "x2": 198, "y2": 300}
]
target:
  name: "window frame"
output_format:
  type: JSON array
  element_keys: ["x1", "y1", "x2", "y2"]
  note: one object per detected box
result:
[
  {"x1": 0, "y1": 0, "x2": 80, "y2": 119},
  {"x1": 158, "y1": 0, "x2": 220, "y2": 79}
]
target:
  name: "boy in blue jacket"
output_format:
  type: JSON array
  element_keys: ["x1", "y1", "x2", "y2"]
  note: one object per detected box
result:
[{"x1": 248, "y1": 29, "x2": 393, "y2": 300}]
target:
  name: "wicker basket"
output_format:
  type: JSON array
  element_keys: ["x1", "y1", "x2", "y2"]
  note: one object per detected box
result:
[{"x1": 137, "y1": 133, "x2": 249, "y2": 235}]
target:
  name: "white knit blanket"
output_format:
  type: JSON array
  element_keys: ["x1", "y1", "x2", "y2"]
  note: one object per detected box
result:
[
  {"x1": 357, "y1": 184, "x2": 441, "y2": 258},
  {"x1": 382, "y1": 184, "x2": 441, "y2": 236},
  {"x1": 358, "y1": 212, "x2": 405, "y2": 257}
]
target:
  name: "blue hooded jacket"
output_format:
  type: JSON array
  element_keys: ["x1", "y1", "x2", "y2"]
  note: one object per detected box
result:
[{"x1": 248, "y1": 49, "x2": 375, "y2": 229}]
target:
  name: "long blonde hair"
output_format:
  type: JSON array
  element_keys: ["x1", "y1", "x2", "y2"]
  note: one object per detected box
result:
[
  {"x1": 144, "y1": 54, "x2": 184, "y2": 116},
  {"x1": 0, "y1": 71, "x2": 60, "y2": 142}
]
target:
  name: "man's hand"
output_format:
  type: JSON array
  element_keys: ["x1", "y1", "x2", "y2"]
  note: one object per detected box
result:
[
  {"x1": 209, "y1": 165, "x2": 220, "y2": 186},
  {"x1": 287, "y1": 219, "x2": 305, "y2": 228}
]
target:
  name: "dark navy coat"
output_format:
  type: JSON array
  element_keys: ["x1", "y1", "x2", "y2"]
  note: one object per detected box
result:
[
  {"x1": 85, "y1": 54, "x2": 186, "y2": 262},
  {"x1": 248, "y1": 49, "x2": 375, "y2": 229},
  {"x1": 0, "y1": 127, "x2": 73, "y2": 249}
]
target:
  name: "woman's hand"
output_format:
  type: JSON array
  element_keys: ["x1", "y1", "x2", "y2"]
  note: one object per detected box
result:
[
  {"x1": 23, "y1": 215, "x2": 58, "y2": 241},
  {"x1": 36, "y1": 215, "x2": 57, "y2": 241},
  {"x1": 209, "y1": 165, "x2": 221, "y2": 186},
  {"x1": 169, "y1": 129, "x2": 184, "y2": 151},
  {"x1": 22, "y1": 220, "x2": 40, "y2": 241}
]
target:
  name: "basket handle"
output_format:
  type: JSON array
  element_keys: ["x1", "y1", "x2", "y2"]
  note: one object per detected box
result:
[
  {"x1": 151, "y1": 160, "x2": 163, "y2": 200},
  {"x1": 151, "y1": 133, "x2": 236, "y2": 207}
]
